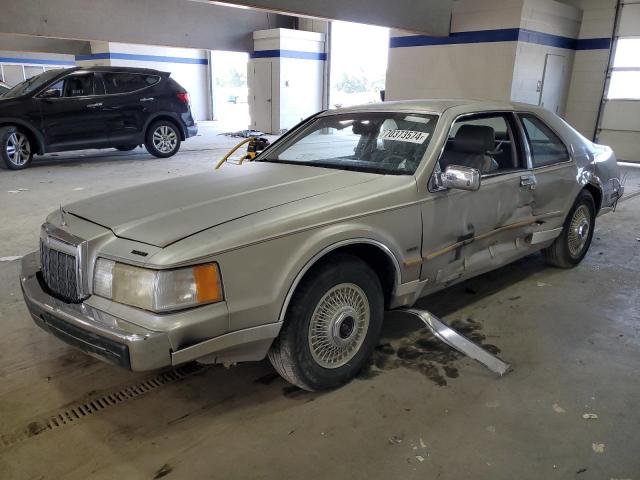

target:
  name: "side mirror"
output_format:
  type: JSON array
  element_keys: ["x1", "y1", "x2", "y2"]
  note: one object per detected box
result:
[
  {"x1": 440, "y1": 165, "x2": 481, "y2": 191},
  {"x1": 40, "y1": 89, "x2": 61, "y2": 99}
]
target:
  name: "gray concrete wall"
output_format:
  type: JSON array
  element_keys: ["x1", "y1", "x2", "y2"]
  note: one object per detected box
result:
[
  {"x1": 220, "y1": 0, "x2": 452, "y2": 35},
  {"x1": 0, "y1": 0, "x2": 294, "y2": 52}
]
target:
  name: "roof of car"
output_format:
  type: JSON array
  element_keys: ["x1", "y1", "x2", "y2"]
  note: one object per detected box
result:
[
  {"x1": 331, "y1": 98, "x2": 545, "y2": 115},
  {"x1": 68, "y1": 66, "x2": 169, "y2": 76}
]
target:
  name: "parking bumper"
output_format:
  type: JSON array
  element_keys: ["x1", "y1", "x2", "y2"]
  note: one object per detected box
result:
[{"x1": 19, "y1": 252, "x2": 172, "y2": 371}]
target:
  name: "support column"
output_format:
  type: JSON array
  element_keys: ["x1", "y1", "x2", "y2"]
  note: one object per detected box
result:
[{"x1": 248, "y1": 28, "x2": 326, "y2": 134}]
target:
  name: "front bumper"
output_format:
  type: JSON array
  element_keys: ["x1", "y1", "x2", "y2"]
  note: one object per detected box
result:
[{"x1": 20, "y1": 252, "x2": 172, "y2": 371}]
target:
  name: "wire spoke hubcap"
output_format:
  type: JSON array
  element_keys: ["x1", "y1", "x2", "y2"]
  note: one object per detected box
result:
[
  {"x1": 6, "y1": 132, "x2": 31, "y2": 166},
  {"x1": 308, "y1": 283, "x2": 370, "y2": 369},
  {"x1": 568, "y1": 205, "x2": 591, "y2": 257},
  {"x1": 152, "y1": 125, "x2": 178, "y2": 153}
]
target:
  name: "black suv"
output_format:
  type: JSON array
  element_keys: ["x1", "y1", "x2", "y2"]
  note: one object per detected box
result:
[{"x1": 0, "y1": 66, "x2": 197, "y2": 169}]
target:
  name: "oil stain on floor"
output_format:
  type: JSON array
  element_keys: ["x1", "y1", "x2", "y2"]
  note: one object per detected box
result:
[{"x1": 359, "y1": 317, "x2": 500, "y2": 386}]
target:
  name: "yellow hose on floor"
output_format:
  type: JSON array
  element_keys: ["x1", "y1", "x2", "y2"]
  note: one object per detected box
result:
[{"x1": 214, "y1": 137, "x2": 255, "y2": 170}]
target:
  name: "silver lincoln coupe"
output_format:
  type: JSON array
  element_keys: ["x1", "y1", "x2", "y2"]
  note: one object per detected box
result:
[{"x1": 20, "y1": 100, "x2": 623, "y2": 391}]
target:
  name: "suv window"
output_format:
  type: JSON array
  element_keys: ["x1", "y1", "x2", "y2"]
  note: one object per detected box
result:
[
  {"x1": 42, "y1": 72, "x2": 101, "y2": 98},
  {"x1": 102, "y1": 73, "x2": 159, "y2": 94},
  {"x1": 520, "y1": 114, "x2": 569, "y2": 167},
  {"x1": 439, "y1": 113, "x2": 523, "y2": 176}
]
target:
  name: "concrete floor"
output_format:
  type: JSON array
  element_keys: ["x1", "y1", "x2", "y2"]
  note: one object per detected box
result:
[{"x1": 0, "y1": 132, "x2": 639, "y2": 479}]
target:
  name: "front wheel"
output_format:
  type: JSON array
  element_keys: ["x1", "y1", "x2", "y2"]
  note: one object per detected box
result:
[
  {"x1": 268, "y1": 254, "x2": 384, "y2": 391},
  {"x1": 543, "y1": 190, "x2": 596, "y2": 268},
  {"x1": 144, "y1": 121, "x2": 181, "y2": 158},
  {"x1": 0, "y1": 126, "x2": 33, "y2": 170}
]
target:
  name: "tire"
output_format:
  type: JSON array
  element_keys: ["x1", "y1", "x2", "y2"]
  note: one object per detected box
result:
[
  {"x1": 144, "y1": 120, "x2": 181, "y2": 158},
  {"x1": 0, "y1": 126, "x2": 34, "y2": 170},
  {"x1": 268, "y1": 254, "x2": 384, "y2": 391},
  {"x1": 543, "y1": 190, "x2": 596, "y2": 268},
  {"x1": 115, "y1": 145, "x2": 138, "y2": 152}
]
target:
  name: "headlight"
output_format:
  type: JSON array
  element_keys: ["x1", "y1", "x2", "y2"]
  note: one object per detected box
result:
[{"x1": 93, "y1": 258, "x2": 223, "y2": 312}]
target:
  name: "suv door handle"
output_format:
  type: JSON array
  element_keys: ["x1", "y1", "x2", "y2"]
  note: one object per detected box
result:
[
  {"x1": 86, "y1": 102, "x2": 103, "y2": 108},
  {"x1": 520, "y1": 174, "x2": 537, "y2": 190},
  {"x1": 140, "y1": 97, "x2": 154, "y2": 102}
]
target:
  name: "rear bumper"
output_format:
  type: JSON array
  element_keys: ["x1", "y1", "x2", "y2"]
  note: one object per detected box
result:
[
  {"x1": 20, "y1": 252, "x2": 172, "y2": 371},
  {"x1": 186, "y1": 124, "x2": 198, "y2": 138}
]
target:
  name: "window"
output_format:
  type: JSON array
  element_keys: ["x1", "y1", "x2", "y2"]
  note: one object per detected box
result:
[
  {"x1": 62, "y1": 73, "x2": 98, "y2": 97},
  {"x1": 260, "y1": 112, "x2": 438, "y2": 175},
  {"x1": 607, "y1": 38, "x2": 640, "y2": 100},
  {"x1": 102, "y1": 73, "x2": 159, "y2": 94},
  {"x1": 520, "y1": 114, "x2": 569, "y2": 167},
  {"x1": 438, "y1": 114, "x2": 522, "y2": 176}
]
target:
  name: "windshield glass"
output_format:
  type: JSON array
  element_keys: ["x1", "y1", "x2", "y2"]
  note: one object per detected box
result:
[
  {"x1": 259, "y1": 112, "x2": 438, "y2": 175},
  {"x1": 2, "y1": 69, "x2": 65, "y2": 99}
]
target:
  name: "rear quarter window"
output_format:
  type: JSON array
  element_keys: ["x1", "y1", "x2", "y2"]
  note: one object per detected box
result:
[
  {"x1": 520, "y1": 114, "x2": 570, "y2": 167},
  {"x1": 102, "y1": 73, "x2": 160, "y2": 94}
]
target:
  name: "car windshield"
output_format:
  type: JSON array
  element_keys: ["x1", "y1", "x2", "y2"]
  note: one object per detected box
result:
[
  {"x1": 2, "y1": 69, "x2": 65, "y2": 99},
  {"x1": 258, "y1": 112, "x2": 438, "y2": 175}
]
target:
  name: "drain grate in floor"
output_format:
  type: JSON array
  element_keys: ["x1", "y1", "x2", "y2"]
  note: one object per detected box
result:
[{"x1": 0, "y1": 362, "x2": 208, "y2": 449}]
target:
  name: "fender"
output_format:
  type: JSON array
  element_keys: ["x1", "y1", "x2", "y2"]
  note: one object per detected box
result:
[
  {"x1": 0, "y1": 117, "x2": 46, "y2": 154},
  {"x1": 142, "y1": 111, "x2": 187, "y2": 140},
  {"x1": 277, "y1": 238, "x2": 403, "y2": 323}
]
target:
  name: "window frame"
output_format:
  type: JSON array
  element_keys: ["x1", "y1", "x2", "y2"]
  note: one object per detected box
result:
[
  {"x1": 516, "y1": 112, "x2": 573, "y2": 170},
  {"x1": 99, "y1": 72, "x2": 162, "y2": 96},
  {"x1": 429, "y1": 110, "x2": 529, "y2": 192}
]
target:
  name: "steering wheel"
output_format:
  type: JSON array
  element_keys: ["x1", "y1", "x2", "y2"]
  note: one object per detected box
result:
[{"x1": 381, "y1": 153, "x2": 409, "y2": 170}]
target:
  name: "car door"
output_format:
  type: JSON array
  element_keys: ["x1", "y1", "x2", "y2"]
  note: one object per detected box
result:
[
  {"x1": 420, "y1": 112, "x2": 537, "y2": 287},
  {"x1": 38, "y1": 71, "x2": 110, "y2": 150},
  {"x1": 517, "y1": 112, "x2": 577, "y2": 231},
  {"x1": 99, "y1": 72, "x2": 161, "y2": 146}
]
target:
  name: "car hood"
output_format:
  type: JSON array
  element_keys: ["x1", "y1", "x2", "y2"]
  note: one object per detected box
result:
[{"x1": 64, "y1": 162, "x2": 379, "y2": 248}]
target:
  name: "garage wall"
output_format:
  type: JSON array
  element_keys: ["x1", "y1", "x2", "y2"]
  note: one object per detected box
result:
[
  {"x1": 0, "y1": 51, "x2": 74, "y2": 86},
  {"x1": 386, "y1": 0, "x2": 584, "y2": 111},
  {"x1": 510, "y1": 0, "x2": 582, "y2": 114},
  {"x1": 385, "y1": 0, "x2": 524, "y2": 102},
  {"x1": 75, "y1": 42, "x2": 211, "y2": 121},
  {"x1": 562, "y1": 0, "x2": 616, "y2": 139}
]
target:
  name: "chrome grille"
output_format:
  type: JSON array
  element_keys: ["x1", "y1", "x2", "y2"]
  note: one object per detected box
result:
[
  {"x1": 40, "y1": 241, "x2": 81, "y2": 302},
  {"x1": 39, "y1": 224, "x2": 87, "y2": 303}
]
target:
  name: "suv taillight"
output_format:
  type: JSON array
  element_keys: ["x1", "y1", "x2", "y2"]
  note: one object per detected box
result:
[{"x1": 176, "y1": 92, "x2": 190, "y2": 105}]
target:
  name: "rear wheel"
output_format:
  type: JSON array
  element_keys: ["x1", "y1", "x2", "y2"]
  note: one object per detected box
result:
[
  {"x1": 543, "y1": 190, "x2": 596, "y2": 268},
  {"x1": 268, "y1": 254, "x2": 384, "y2": 391},
  {"x1": 0, "y1": 126, "x2": 33, "y2": 170},
  {"x1": 144, "y1": 121, "x2": 181, "y2": 158},
  {"x1": 115, "y1": 145, "x2": 138, "y2": 152}
]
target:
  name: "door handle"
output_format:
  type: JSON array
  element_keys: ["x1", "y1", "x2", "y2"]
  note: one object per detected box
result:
[
  {"x1": 140, "y1": 97, "x2": 154, "y2": 102},
  {"x1": 520, "y1": 174, "x2": 537, "y2": 190},
  {"x1": 86, "y1": 102, "x2": 103, "y2": 108}
]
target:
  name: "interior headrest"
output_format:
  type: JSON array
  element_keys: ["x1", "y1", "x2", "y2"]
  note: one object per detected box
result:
[{"x1": 453, "y1": 124, "x2": 495, "y2": 154}]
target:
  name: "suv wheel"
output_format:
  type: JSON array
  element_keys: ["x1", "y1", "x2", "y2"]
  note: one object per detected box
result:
[
  {"x1": 0, "y1": 126, "x2": 33, "y2": 170},
  {"x1": 268, "y1": 254, "x2": 384, "y2": 391},
  {"x1": 543, "y1": 190, "x2": 596, "y2": 268},
  {"x1": 145, "y1": 121, "x2": 181, "y2": 158}
]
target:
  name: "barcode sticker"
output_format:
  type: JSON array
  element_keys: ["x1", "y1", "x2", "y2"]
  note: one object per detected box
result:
[{"x1": 379, "y1": 129, "x2": 430, "y2": 144}]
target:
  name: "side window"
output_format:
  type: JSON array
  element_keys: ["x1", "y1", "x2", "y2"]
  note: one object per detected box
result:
[
  {"x1": 520, "y1": 114, "x2": 569, "y2": 167},
  {"x1": 439, "y1": 114, "x2": 522, "y2": 176},
  {"x1": 62, "y1": 73, "x2": 97, "y2": 97},
  {"x1": 102, "y1": 73, "x2": 159, "y2": 94}
]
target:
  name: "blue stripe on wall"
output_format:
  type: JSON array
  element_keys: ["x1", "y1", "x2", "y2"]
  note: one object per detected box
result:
[
  {"x1": 250, "y1": 49, "x2": 327, "y2": 61},
  {"x1": 0, "y1": 56, "x2": 75, "y2": 66},
  {"x1": 75, "y1": 52, "x2": 208, "y2": 65},
  {"x1": 389, "y1": 28, "x2": 611, "y2": 51}
]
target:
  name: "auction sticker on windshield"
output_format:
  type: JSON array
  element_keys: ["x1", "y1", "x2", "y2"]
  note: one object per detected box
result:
[{"x1": 379, "y1": 129, "x2": 430, "y2": 144}]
